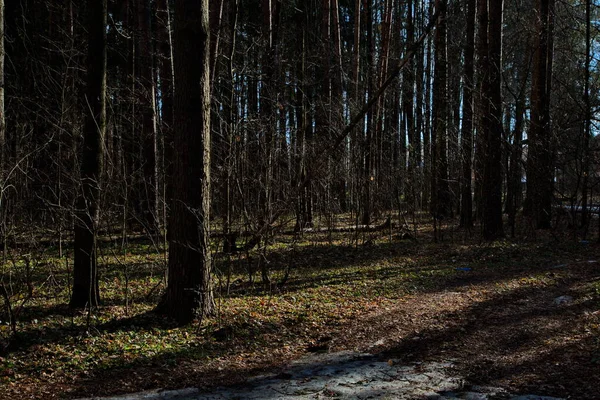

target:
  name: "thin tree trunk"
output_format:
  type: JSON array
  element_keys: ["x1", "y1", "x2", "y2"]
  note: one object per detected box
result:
[
  {"x1": 506, "y1": 49, "x2": 529, "y2": 236},
  {"x1": 423, "y1": 1, "x2": 433, "y2": 211},
  {"x1": 137, "y1": 0, "x2": 158, "y2": 233},
  {"x1": 295, "y1": 5, "x2": 310, "y2": 231},
  {"x1": 460, "y1": 0, "x2": 475, "y2": 228},
  {"x1": 350, "y1": 0, "x2": 361, "y2": 215},
  {"x1": 405, "y1": 0, "x2": 416, "y2": 209},
  {"x1": 361, "y1": 0, "x2": 373, "y2": 225},
  {"x1": 525, "y1": 0, "x2": 554, "y2": 229},
  {"x1": 223, "y1": 0, "x2": 239, "y2": 245},
  {"x1": 474, "y1": 0, "x2": 489, "y2": 222},
  {"x1": 415, "y1": 0, "x2": 424, "y2": 210},
  {"x1": 210, "y1": 0, "x2": 224, "y2": 86},
  {"x1": 331, "y1": 0, "x2": 346, "y2": 212},
  {"x1": 157, "y1": 0, "x2": 174, "y2": 230},
  {"x1": 0, "y1": 0, "x2": 4, "y2": 177},
  {"x1": 433, "y1": 0, "x2": 450, "y2": 222},
  {"x1": 581, "y1": 0, "x2": 591, "y2": 231},
  {"x1": 259, "y1": 0, "x2": 280, "y2": 229}
]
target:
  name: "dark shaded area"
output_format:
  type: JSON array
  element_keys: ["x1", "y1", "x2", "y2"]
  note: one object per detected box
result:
[
  {"x1": 2, "y1": 235, "x2": 598, "y2": 399},
  {"x1": 63, "y1": 267, "x2": 600, "y2": 399}
]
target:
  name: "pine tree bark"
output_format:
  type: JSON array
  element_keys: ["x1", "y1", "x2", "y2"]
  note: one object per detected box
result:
[
  {"x1": 158, "y1": 0, "x2": 213, "y2": 325},
  {"x1": 71, "y1": 0, "x2": 107, "y2": 309}
]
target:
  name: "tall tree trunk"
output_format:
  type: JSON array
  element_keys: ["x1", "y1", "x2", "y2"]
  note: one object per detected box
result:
[
  {"x1": 361, "y1": 0, "x2": 374, "y2": 225},
  {"x1": 0, "y1": 0, "x2": 5, "y2": 248},
  {"x1": 319, "y1": 0, "x2": 331, "y2": 216},
  {"x1": 474, "y1": 0, "x2": 489, "y2": 222},
  {"x1": 414, "y1": 0, "x2": 424, "y2": 210},
  {"x1": 581, "y1": 0, "x2": 591, "y2": 231},
  {"x1": 433, "y1": 0, "x2": 450, "y2": 222},
  {"x1": 159, "y1": 0, "x2": 213, "y2": 325},
  {"x1": 259, "y1": 0, "x2": 280, "y2": 228},
  {"x1": 223, "y1": 0, "x2": 239, "y2": 243},
  {"x1": 506, "y1": 49, "x2": 529, "y2": 237},
  {"x1": 405, "y1": 0, "x2": 416, "y2": 208},
  {"x1": 210, "y1": 0, "x2": 224, "y2": 86},
  {"x1": 460, "y1": 0, "x2": 475, "y2": 227},
  {"x1": 447, "y1": 3, "x2": 462, "y2": 218},
  {"x1": 71, "y1": 0, "x2": 107, "y2": 309},
  {"x1": 525, "y1": 0, "x2": 554, "y2": 229},
  {"x1": 374, "y1": 0, "x2": 392, "y2": 203},
  {"x1": 423, "y1": 0, "x2": 433, "y2": 211},
  {"x1": 0, "y1": 0, "x2": 4, "y2": 177},
  {"x1": 482, "y1": 0, "x2": 504, "y2": 240},
  {"x1": 136, "y1": 0, "x2": 158, "y2": 233},
  {"x1": 295, "y1": 5, "x2": 311, "y2": 231},
  {"x1": 157, "y1": 0, "x2": 174, "y2": 228},
  {"x1": 350, "y1": 0, "x2": 361, "y2": 215},
  {"x1": 331, "y1": 0, "x2": 346, "y2": 212}
]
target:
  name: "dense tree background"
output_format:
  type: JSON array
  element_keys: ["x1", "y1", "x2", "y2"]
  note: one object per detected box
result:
[{"x1": 0, "y1": 0, "x2": 598, "y2": 319}]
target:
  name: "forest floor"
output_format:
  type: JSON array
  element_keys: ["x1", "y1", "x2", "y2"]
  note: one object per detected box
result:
[{"x1": 1, "y1": 219, "x2": 599, "y2": 399}]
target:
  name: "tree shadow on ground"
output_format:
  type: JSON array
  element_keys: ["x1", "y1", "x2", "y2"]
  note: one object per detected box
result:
[
  {"x1": 371, "y1": 272, "x2": 600, "y2": 399},
  {"x1": 8, "y1": 239, "x2": 595, "y2": 356},
  {"x1": 61, "y1": 274, "x2": 600, "y2": 399},
  {"x1": 50, "y1": 250, "x2": 600, "y2": 399},
  {"x1": 1, "y1": 308, "x2": 181, "y2": 356},
  {"x1": 215, "y1": 237, "x2": 591, "y2": 298}
]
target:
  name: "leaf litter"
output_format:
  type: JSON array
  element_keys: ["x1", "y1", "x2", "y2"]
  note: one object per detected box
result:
[{"x1": 0, "y1": 232, "x2": 599, "y2": 399}]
